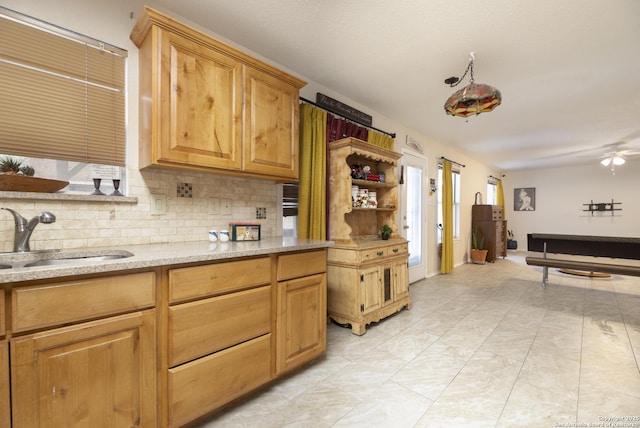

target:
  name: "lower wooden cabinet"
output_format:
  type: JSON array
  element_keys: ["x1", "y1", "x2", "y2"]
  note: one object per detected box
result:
[
  {"x1": 276, "y1": 250, "x2": 327, "y2": 374},
  {"x1": 10, "y1": 310, "x2": 156, "y2": 427},
  {"x1": 0, "y1": 340, "x2": 9, "y2": 428},
  {"x1": 276, "y1": 273, "x2": 326, "y2": 374},
  {"x1": 327, "y1": 240, "x2": 411, "y2": 335},
  {"x1": 1, "y1": 248, "x2": 328, "y2": 427}
]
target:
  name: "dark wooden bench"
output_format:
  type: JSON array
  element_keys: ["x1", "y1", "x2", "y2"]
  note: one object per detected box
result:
[{"x1": 526, "y1": 234, "x2": 640, "y2": 286}]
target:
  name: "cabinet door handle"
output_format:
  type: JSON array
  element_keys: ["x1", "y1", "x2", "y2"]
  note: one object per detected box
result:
[
  {"x1": 377, "y1": 251, "x2": 384, "y2": 256},
  {"x1": 392, "y1": 248, "x2": 399, "y2": 253}
]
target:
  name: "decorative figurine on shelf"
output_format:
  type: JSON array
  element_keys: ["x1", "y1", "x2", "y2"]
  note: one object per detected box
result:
[
  {"x1": 351, "y1": 164, "x2": 365, "y2": 179},
  {"x1": 362, "y1": 165, "x2": 371, "y2": 179}
]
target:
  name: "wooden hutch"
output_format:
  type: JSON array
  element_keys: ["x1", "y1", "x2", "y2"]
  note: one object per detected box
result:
[{"x1": 327, "y1": 137, "x2": 411, "y2": 335}]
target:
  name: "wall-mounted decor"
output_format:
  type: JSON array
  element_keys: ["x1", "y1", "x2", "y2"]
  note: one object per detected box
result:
[
  {"x1": 514, "y1": 187, "x2": 535, "y2": 211},
  {"x1": 582, "y1": 199, "x2": 621, "y2": 216}
]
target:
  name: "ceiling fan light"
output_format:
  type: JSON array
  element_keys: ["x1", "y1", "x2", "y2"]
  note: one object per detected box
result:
[
  {"x1": 601, "y1": 157, "x2": 612, "y2": 167},
  {"x1": 613, "y1": 156, "x2": 625, "y2": 165}
]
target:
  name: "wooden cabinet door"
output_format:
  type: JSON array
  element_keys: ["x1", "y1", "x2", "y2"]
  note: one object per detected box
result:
[
  {"x1": 0, "y1": 340, "x2": 9, "y2": 428},
  {"x1": 392, "y1": 258, "x2": 409, "y2": 301},
  {"x1": 359, "y1": 266, "x2": 382, "y2": 315},
  {"x1": 157, "y1": 29, "x2": 243, "y2": 170},
  {"x1": 11, "y1": 310, "x2": 156, "y2": 428},
  {"x1": 244, "y1": 66, "x2": 299, "y2": 179},
  {"x1": 276, "y1": 273, "x2": 326, "y2": 374}
]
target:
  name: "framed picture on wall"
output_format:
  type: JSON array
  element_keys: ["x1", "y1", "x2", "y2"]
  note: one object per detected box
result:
[{"x1": 514, "y1": 187, "x2": 535, "y2": 211}]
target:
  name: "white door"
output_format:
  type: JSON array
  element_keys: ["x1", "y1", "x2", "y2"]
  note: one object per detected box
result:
[{"x1": 399, "y1": 149, "x2": 427, "y2": 283}]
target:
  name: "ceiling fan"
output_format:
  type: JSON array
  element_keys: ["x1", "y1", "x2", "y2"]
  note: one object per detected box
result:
[{"x1": 598, "y1": 142, "x2": 640, "y2": 174}]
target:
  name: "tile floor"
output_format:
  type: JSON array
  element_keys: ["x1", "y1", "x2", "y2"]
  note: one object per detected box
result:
[{"x1": 195, "y1": 254, "x2": 640, "y2": 427}]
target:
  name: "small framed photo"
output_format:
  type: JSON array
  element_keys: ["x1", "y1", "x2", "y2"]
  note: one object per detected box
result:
[
  {"x1": 230, "y1": 222, "x2": 261, "y2": 241},
  {"x1": 514, "y1": 187, "x2": 535, "y2": 211}
]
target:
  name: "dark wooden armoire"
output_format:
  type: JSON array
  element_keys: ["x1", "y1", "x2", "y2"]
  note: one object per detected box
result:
[{"x1": 472, "y1": 205, "x2": 507, "y2": 262}]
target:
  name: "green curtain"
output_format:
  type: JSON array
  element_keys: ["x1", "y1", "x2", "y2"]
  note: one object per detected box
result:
[
  {"x1": 297, "y1": 103, "x2": 327, "y2": 240},
  {"x1": 440, "y1": 161, "x2": 454, "y2": 274},
  {"x1": 496, "y1": 179, "x2": 505, "y2": 219},
  {"x1": 367, "y1": 130, "x2": 394, "y2": 150}
]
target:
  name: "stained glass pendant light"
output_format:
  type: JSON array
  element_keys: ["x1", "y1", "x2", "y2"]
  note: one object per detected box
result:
[{"x1": 444, "y1": 53, "x2": 501, "y2": 118}]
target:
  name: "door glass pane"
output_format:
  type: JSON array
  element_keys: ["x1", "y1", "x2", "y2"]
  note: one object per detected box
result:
[{"x1": 406, "y1": 165, "x2": 422, "y2": 267}]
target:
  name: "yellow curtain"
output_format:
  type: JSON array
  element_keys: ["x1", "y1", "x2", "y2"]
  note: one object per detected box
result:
[
  {"x1": 297, "y1": 103, "x2": 327, "y2": 240},
  {"x1": 496, "y1": 179, "x2": 505, "y2": 219},
  {"x1": 441, "y1": 161, "x2": 454, "y2": 273},
  {"x1": 367, "y1": 129, "x2": 394, "y2": 150}
]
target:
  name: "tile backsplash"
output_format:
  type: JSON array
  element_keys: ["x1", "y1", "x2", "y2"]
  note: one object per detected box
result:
[{"x1": 0, "y1": 168, "x2": 279, "y2": 252}]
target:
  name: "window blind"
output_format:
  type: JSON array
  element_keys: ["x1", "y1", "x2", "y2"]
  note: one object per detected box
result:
[{"x1": 0, "y1": 7, "x2": 127, "y2": 166}]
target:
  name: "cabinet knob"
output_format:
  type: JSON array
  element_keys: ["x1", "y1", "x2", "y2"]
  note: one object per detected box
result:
[
  {"x1": 392, "y1": 248, "x2": 399, "y2": 253},
  {"x1": 377, "y1": 251, "x2": 384, "y2": 256}
]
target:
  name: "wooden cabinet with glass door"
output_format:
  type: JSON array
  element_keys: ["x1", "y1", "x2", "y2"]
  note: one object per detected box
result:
[{"x1": 327, "y1": 137, "x2": 411, "y2": 335}]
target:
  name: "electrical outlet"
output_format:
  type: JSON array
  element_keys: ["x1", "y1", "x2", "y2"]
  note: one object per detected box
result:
[
  {"x1": 150, "y1": 194, "x2": 167, "y2": 215},
  {"x1": 221, "y1": 198, "x2": 232, "y2": 215},
  {"x1": 208, "y1": 197, "x2": 220, "y2": 215}
]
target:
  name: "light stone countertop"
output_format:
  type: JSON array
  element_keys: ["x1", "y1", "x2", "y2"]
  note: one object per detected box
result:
[{"x1": 0, "y1": 237, "x2": 333, "y2": 284}]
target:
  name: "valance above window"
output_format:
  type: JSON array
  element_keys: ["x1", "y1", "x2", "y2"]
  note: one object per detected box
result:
[{"x1": 0, "y1": 7, "x2": 128, "y2": 166}]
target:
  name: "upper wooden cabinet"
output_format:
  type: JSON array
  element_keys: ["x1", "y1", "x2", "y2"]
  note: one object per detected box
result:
[{"x1": 130, "y1": 6, "x2": 306, "y2": 180}]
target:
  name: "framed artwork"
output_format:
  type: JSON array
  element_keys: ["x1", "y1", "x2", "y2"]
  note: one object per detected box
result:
[{"x1": 514, "y1": 187, "x2": 535, "y2": 211}]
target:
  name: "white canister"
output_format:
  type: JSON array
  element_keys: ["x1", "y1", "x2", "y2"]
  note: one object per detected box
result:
[
  {"x1": 220, "y1": 229, "x2": 230, "y2": 242},
  {"x1": 368, "y1": 191, "x2": 377, "y2": 208},
  {"x1": 208, "y1": 230, "x2": 218, "y2": 242}
]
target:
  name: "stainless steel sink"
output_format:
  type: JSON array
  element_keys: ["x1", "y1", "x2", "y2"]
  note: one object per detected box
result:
[
  {"x1": 24, "y1": 253, "x2": 133, "y2": 267},
  {"x1": 0, "y1": 250, "x2": 134, "y2": 269}
]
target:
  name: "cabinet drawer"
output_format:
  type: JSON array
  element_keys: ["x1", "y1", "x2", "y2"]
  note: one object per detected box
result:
[
  {"x1": 168, "y1": 334, "x2": 272, "y2": 427},
  {"x1": 361, "y1": 247, "x2": 387, "y2": 262},
  {"x1": 12, "y1": 272, "x2": 155, "y2": 333},
  {"x1": 277, "y1": 250, "x2": 326, "y2": 281},
  {"x1": 168, "y1": 285, "x2": 271, "y2": 366},
  {"x1": 388, "y1": 243, "x2": 408, "y2": 256},
  {"x1": 169, "y1": 257, "x2": 270, "y2": 303}
]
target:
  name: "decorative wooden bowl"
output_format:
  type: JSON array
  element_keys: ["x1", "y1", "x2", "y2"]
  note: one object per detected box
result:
[{"x1": 0, "y1": 175, "x2": 69, "y2": 193}]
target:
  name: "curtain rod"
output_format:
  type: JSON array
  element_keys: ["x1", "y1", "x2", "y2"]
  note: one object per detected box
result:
[
  {"x1": 299, "y1": 96, "x2": 396, "y2": 138},
  {"x1": 489, "y1": 174, "x2": 503, "y2": 181},
  {"x1": 440, "y1": 156, "x2": 466, "y2": 168}
]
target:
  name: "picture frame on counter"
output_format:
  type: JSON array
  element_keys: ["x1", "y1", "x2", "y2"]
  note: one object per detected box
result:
[{"x1": 230, "y1": 222, "x2": 261, "y2": 241}]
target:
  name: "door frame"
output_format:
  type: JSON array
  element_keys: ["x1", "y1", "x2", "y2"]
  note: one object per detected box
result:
[{"x1": 399, "y1": 148, "x2": 428, "y2": 283}]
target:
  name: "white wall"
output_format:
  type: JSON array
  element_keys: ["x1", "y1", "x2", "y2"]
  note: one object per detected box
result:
[{"x1": 503, "y1": 158, "x2": 640, "y2": 247}]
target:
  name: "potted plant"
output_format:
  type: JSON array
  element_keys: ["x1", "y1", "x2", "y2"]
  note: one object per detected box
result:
[
  {"x1": 470, "y1": 226, "x2": 488, "y2": 264},
  {"x1": 0, "y1": 156, "x2": 68, "y2": 193},
  {"x1": 380, "y1": 224, "x2": 392, "y2": 240},
  {"x1": 0, "y1": 156, "x2": 35, "y2": 176}
]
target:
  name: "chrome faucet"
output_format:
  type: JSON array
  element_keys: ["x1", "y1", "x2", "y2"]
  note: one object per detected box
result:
[{"x1": 1, "y1": 208, "x2": 56, "y2": 252}]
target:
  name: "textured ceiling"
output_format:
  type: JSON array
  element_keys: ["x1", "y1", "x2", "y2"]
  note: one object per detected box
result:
[{"x1": 152, "y1": 0, "x2": 640, "y2": 171}]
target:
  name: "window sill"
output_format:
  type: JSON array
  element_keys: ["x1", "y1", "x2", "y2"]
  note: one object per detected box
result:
[{"x1": 0, "y1": 191, "x2": 138, "y2": 204}]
